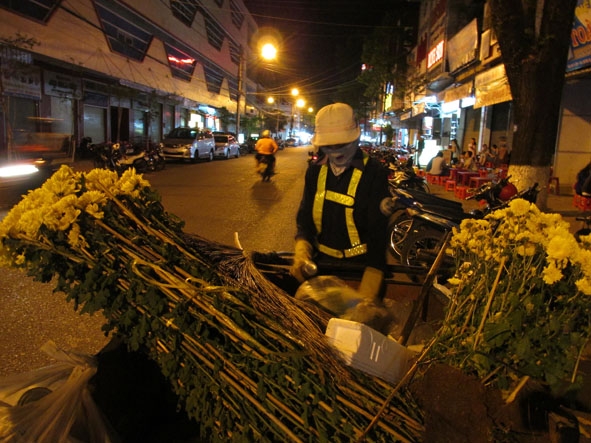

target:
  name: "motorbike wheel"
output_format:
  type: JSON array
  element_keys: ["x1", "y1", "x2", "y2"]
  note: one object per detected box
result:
[
  {"x1": 155, "y1": 156, "x2": 166, "y2": 171},
  {"x1": 400, "y1": 227, "x2": 447, "y2": 269},
  {"x1": 133, "y1": 159, "x2": 149, "y2": 173},
  {"x1": 575, "y1": 228, "x2": 591, "y2": 243},
  {"x1": 387, "y1": 211, "x2": 412, "y2": 260},
  {"x1": 414, "y1": 181, "x2": 430, "y2": 193}
]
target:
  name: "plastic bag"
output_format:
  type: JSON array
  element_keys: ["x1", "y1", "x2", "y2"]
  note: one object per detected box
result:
[
  {"x1": 0, "y1": 340, "x2": 118, "y2": 442},
  {"x1": 295, "y1": 275, "x2": 364, "y2": 316}
]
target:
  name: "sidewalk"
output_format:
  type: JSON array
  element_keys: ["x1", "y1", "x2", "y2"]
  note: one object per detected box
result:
[{"x1": 427, "y1": 181, "x2": 584, "y2": 234}]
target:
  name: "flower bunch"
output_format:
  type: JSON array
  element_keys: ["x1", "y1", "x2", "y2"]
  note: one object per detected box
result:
[
  {"x1": 429, "y1": 198, "x2": 591, "y2": 397},
  {"x1": 0, "y1": 165, "x2": 423, "y2": 441}
]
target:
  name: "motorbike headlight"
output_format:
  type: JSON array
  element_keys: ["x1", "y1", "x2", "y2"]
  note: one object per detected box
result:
[{"x1": 0, "y1": 164, "x2": 39, "y2": 178}]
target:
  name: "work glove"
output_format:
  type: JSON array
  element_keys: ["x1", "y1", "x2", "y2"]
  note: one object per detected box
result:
[
  {"x1": 356, "y1": 266, "x2": 384, "y2": 302},
  {"x1": 290, "y1": 240, "x2": 316, "y2": 283}
]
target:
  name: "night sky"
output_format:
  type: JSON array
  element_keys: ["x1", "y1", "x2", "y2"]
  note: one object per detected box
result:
[{"x1": 243, "y1": 0, "x2": 414, "y2": 107}]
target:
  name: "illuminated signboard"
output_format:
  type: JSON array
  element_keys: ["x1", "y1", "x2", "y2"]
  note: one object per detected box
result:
[{"x1": 427, "y1": 40, "x2": 444, "y2": 69}]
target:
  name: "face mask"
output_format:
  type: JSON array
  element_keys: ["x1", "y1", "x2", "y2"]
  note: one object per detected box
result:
[{"x1": 322, "y1": 140, "x2": 358, "y2": 169}]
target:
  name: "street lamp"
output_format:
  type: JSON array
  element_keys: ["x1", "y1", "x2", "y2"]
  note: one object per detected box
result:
[{"x1": 235, "y1": 41, "x2": 278, "y2": 141}]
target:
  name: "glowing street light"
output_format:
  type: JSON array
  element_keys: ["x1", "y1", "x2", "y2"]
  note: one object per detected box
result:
[
  {"x1": 236, "y1": 42, "x2": 279, "y2": 140},
  {"x1": 261, "y1": 43, "x2": 277, "y2": 61}
]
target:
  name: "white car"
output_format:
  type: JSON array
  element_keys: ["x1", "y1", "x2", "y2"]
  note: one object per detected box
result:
[
  {"x1": 213, "y1": 133, "x2": 241, "y2": 159},
  {"x1": 160, "y1": 127, "x2": 215, "y2": 162}
]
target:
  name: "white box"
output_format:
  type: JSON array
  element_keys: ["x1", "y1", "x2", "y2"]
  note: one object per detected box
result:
[{"x1": 325, "y1": 318, "x2": 416, "y2": 384}]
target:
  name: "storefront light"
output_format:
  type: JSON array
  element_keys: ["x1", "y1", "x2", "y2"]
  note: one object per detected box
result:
[
  {"x1": 461, "y1": 96, "x2": 476, "y2": 108},
  {"x1": 441, "y1": 100, "x2": 459, "y2": 114}
]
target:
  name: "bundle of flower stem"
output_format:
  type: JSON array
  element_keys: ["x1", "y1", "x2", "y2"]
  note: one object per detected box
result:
[
  {"x1": 426, "y1": 199, "x2": 591, "y2": 399},
  {"x1": 0, "y1": 165, "x2": 423, "y2": 441}
]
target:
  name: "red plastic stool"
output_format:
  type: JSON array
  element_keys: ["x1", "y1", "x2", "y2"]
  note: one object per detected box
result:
[
  {"x1": 574, "y1": 194, "x2": 582, "y2": 208},
  {"x1": 445, "y1": 179, "x2": 456, "y2": 192},
  {"x1": 455, "y1": 185, "x2": 468, "y2": 200},
  {"x1": 580, "y1": 196, "x2": 591, "y2": 211}
]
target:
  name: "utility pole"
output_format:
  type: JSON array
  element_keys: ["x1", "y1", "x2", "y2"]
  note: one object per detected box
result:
[{"x1": 235, "y1": 46, "x2": 244, "y2": 139}]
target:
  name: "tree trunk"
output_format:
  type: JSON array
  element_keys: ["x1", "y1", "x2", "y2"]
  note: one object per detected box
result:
[{"x1": 490, "y1": 0, "x2": 577, "y2": 210}]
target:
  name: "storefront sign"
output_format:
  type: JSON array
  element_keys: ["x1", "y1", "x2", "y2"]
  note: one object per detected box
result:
[
  {"x1": 443, "y1": 81, "x2": 473, "y2": 103},
  {"x1": 568, "y1": 0, "x2": 591, "y2": 71},
  {"x1": 1, "y1": 65, "x2": 41, "y2": 99},
  {"x1": 474, "y1": 64, "x2": 512, "y2": 109},
  {"x1": 447, "y1": 19, "x2": 478, "y2": 72},
  {"x1": 44, "y1": 71, "x2": 82, "y2": 99},
  {"x1": 427, "y1": 39, "x2": 444, "y2": 69},
  {"x1": 412, "y1": 101, "x2": 426, "y2": 117},
  {"x1": 399, "y1": 111, "x2": 412, "y2": 121}
]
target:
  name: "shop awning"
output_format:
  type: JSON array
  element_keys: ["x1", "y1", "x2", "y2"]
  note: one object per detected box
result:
[
  {"x1": 438, "y1": 81, "x2": 473, "y2": 103},
  {"x1": 474, "y1": 64, "x2": 512, "y2": 109}
]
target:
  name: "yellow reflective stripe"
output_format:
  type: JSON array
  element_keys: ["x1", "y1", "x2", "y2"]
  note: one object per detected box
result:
[
  {"x1": 345, "y1": 207, "x2": 361, "y2": 246},
  {"x1": 312, "y1": 165, "x2": 327, "y2": 233},
  {"x1": 347, "y1": 168, "x2": 362, "y2": 197},
  {"x1": 312, "y1": 154, "x2": 369, "y2": 257},
  {"x1": 318, "y1": 243, "x2": 367, "y2": 258},
  {"x1": 325, "y1": 190, "x2": 354, "y2": 206}
]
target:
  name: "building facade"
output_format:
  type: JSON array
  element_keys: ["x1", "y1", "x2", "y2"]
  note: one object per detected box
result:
[
  {"x1": 387, "y1": 0, "x2": 589, "y2": 190},
  {"x1": 0, "y1": 0, "x2": 261, "y2": 160}
]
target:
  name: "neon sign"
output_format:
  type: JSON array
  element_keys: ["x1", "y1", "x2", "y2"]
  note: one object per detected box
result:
[{"x1": 427, "y1": 40, "x2": 444, "y2": 69}]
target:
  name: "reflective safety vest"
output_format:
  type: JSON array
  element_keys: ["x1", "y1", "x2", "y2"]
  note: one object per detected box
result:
[{"x1": 312, "y1": 154, "x2": 369, "y2": 258}]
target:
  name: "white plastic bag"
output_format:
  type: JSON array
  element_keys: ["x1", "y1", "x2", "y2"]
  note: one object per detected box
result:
[
  {"x1": 0, "y1": 340, "x2": 117, "y2": 442},
  {"x1": 295, "y1": 275, "x2": 364, "y2": 316}
]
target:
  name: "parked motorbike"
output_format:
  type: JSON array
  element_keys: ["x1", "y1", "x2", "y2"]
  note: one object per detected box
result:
[
  {"x1": 91, "y1": 142, "x2": 150, "y2": 174},
  {"x1": 575, "y1": 216, "x2": 591, "y2": 243},
  {"x1": 386, "y1": 177, "x2": 539, "y2": 268},
  {"x1": 141, "y1": 142, "x2": 166, "y2": 171},
  {"x1": 307, "y1": 150, "x2": 322, "y2": 167},
  {"x1": 387, "y1": 158, "x2": 430, "y2": 193},
  {"x1": 382, "y1": 187, "x2": 464, "y2": 260}
]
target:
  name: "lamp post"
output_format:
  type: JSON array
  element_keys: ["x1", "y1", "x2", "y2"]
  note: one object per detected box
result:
[
  {"x1": 235, "y1": 46, "x2": 245, "y2": 140},
  {"x1": 235, "y1": 42, "x2": 278, "y2": 141}
]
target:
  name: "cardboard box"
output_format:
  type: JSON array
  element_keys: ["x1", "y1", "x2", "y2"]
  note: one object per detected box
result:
[{"x1": 325, "y1": 318, "x2": 416, "y2": 384}]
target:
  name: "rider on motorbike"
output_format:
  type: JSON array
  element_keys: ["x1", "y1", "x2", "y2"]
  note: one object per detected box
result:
[{"x1": 254, "y1": 130, "x2": 278, "y2": 181}]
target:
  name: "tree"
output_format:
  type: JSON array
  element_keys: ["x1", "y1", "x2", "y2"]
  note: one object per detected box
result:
[{"x1": 489, "y1": 0, "x2": 578, "y2": 209}]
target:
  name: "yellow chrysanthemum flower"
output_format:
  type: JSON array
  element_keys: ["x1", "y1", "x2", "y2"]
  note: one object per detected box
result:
[
  {"x1": 576, "y1": 277, "x2": 591, "y2": 296},
  {"x1": 43, "y1": 195, "x2": 81, "y2": 231},
  {"x1": 542, "y1": 260, "x2": 563, "y2": 285},
  {"x1": 546, "y1": 235, "x2": 577, "y2": 262}
]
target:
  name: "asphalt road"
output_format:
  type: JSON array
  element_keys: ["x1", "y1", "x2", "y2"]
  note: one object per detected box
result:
[
  {"x1": 0, "y1": 147, "x2": 584, "y2": 377},
  {"x1": 0, "y1": 146, "x2": 310, "y2": 377}
]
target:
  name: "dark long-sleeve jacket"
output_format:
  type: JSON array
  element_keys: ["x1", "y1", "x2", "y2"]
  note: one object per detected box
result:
[{"x1": 295, "y1": 149, "x2": 390, "y2": 271}]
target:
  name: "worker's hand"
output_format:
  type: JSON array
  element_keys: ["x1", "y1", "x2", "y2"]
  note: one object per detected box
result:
[
  {"x1": 357, "y1": 267, "x2": 384, "y2": 302},
  {"x1": 290, "y1": 240, "x2": 315, "y2": 283}
]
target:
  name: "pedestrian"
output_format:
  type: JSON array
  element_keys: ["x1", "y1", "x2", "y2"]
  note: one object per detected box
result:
[
  {"x1": 426, "y1": 151, "x2": 449, "y2": 176},
  {"x1": 496, "y1": 137, "x2": 510, "y2": 166},
  {"x1": 462, "y1": 150, "x2": 477, "y2": 171},
  {"x1": 254, "y1": 129, "x2": 278, "y2": 172},
  {"x1": 451, "y1": 138, "x2": 460, "y2": 162},
  {"x1": 467, "y1": 137, "x2": 477, "y2": 158},
  {"x1": 290, "y1": 102, "x2": 390, "y2": 306},
  {"x1": 479, "y1": 144, "x2": 495, "y2": 166}
]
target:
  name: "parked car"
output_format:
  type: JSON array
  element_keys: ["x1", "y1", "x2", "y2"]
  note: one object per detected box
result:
[
  {"x1": 285, "y1": 137, "x2": 300, "y2": 147},
  {"x1": 160, "y1": 127, "x2": 215, "y2": 162},
  {"x1": 240, "y1": 136, "x2": 259, "y2": 154},
  {"x1": 213, "y1": 133, "x2": 241, "y2": 159}
]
